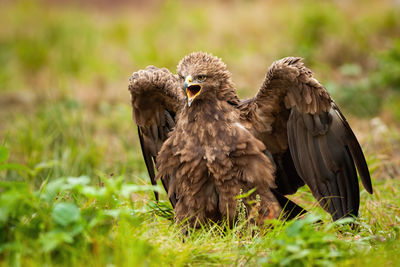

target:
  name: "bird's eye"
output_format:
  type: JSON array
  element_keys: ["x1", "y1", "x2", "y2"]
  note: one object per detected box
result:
[{"x1": 196, "y1": 75, "x2": 207, "y2": 82}]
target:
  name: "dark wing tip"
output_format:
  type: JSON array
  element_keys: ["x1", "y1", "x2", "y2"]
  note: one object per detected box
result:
[
  {"x1": 272, "y1": 189, "x2": 308, "y2": 220},
  {"x1": 332, "y1": 104, "x2": 373, "y2": 194},
  {"x1": 137, "y1": 126, "x2": 159, "y2": 201},
  {"x1": 287, "y1": 108, "x2": 365, "y2": 221}
]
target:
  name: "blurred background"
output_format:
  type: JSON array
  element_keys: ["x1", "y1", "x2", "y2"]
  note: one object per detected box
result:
[{"x1": 1, "y1": 0, "x2": 399, "y2": 185}]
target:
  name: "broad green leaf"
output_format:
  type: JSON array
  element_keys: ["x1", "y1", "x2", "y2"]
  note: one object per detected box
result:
[
  {"x1": 52, "y1": 203, "x2": 80, "y2": 226},
  {"x1": 40, "y1": 231, "x2": 74, "y2": 252},
  {"x1": 103, "y1": 209, "x2": 121, "y2": 218},
  {"x1": 285, "y1": 220, "x2": 306, "y2": 237},
  {"x1": 80, "y1": 185, "x2": 101, "y2": 197},
  {"x1": 40, "y1": 178, "x2": 66, "y2": 201},
  {"x1": 66, "y1": 176, "x2": 90, "y2": 186}
]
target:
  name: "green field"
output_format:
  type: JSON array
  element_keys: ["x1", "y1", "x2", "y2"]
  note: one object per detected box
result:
[{"x1": 1, "y1": 0, "x2": 400, "y2": 266}]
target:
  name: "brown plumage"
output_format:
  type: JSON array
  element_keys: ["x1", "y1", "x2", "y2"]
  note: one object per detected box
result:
[{"x1": 128, "y1": 52, "x2": 373, "y2": 226}]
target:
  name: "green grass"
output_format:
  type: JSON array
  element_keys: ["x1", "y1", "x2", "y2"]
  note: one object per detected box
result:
[
  {"x1": 1, "y1": 0, "x2": 400, "y2": 266},
  {"x1": 1, "y1": 150, "x2": 399, "y2": 266}
]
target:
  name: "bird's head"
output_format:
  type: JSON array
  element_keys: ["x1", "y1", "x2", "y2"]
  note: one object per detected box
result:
[{"x1": 177, "y1": 52, "x2": 234, "y2": 107}]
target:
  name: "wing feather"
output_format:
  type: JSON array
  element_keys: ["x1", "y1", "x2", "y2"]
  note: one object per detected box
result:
[
  {"x1": 129, "y1": 66, "x2": 185, "y2": 206},
  {"x1": 241, "y1": 57, "x2": 372, "y2": 220}
]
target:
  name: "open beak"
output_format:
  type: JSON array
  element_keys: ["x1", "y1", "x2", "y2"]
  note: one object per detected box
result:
[{"x1": 184, "y1": 75, "x2": 202, "y2": 107}]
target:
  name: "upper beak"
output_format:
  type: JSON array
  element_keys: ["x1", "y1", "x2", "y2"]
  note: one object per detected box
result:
[{"x1": 184, "y1": 75, "x2": 202, "y2": 107}]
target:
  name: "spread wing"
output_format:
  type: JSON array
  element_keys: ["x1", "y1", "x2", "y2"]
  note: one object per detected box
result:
[
  {"x1": 240, "y1": 57, "x2": 373, "y2": 220},
  {"x1": 128, "y1": 66, "x2": 185, "y2": 207}
]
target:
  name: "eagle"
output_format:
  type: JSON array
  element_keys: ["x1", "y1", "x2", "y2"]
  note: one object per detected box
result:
[{"x1": 128, "y1": 52, "x2": 372, "y2": 227}]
